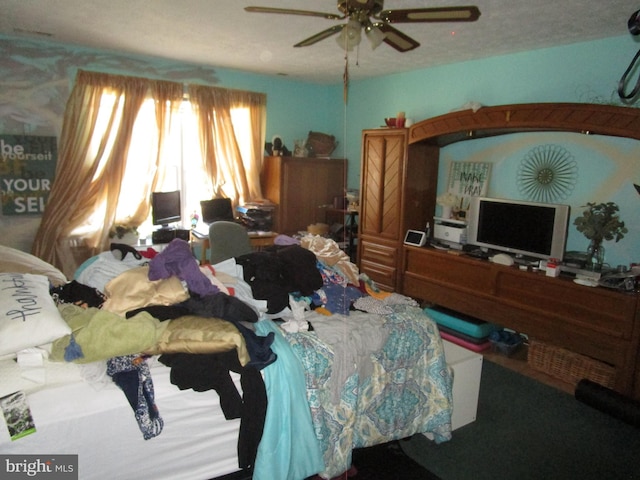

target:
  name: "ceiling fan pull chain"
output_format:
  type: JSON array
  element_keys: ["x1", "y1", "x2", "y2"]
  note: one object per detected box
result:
[
  {"x1": 617, "y1": 48, "x2": 640, "y2": 100},
  {"x1": 343, "y1": 52, "x2": 350, "y2": 104}
]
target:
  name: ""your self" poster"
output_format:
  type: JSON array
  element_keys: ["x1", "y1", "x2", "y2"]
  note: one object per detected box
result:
[{"x1": 0, "y1": 135, "x2": 57, "y2": 216}]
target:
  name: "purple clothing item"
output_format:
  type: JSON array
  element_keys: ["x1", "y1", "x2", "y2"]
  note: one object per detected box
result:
[
  {"x1": 273, "y1": 234, "x2": 299, "y2": 246},
  {"x1": 148, "y1": 238, "x2": 219, "y2": 297}
]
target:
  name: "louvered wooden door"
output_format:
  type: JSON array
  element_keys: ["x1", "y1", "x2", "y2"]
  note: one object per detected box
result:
[
  {"x1": 360, "y1": 131, "x2": 406, "y2": 240},
  {"x1": 358, "y1": 129, "x2": 407, "y2": 291}
]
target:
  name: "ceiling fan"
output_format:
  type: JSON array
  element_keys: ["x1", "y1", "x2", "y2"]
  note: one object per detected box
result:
[{"x1": 245, "y1": 0, "x2": 481, "y2": 52}]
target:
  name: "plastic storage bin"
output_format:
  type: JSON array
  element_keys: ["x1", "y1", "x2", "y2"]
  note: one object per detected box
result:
[
  {"x1": 425, "y1": 306, "x2": 497, "y2": 339},
  {"x1": 488, "y1": 330, "x2": 523, "y2": 357}
]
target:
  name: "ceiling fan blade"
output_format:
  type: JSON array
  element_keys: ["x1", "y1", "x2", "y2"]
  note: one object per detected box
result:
[
  {"x1": 294, "y1": 25, "x2": 345, "y2": 47},
  {"x1": 374, "y1": 23, "x2": 420, "y2": 52},
  {"x1": 379, "y1": 6, "x2": 481, "y2": 23},
  {"x1": 245, "y1": 6, "x2": 344, "y2": 20}
]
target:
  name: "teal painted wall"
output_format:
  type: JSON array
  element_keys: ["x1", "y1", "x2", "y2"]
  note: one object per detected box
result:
[
  {"x1": 345, "y1": 35, "x2": 640, "y2": 186},
  {"x1": 438, "y1": 132, "x2": 639, "y2": 268},
  {"x1": 344, "y1": 35, "x2": 640, "y2": 269},
  {"x1": 0, "y1": 35, "x2": 344, "y2": 251},
  {"x1": 0, "y1": 35, "x2": 341, "y2": 154},
  {"x1": 1, "y1": 33, "x2": 638, "y2": 268}
]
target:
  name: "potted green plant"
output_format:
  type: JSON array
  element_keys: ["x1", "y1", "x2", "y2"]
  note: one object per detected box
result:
[{"x1": 573, "y1": 202, "x2": 627, "y2": 270}]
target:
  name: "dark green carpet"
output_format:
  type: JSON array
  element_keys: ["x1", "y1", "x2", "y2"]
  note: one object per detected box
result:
[
  {"x1": 401, "y1": 360, "x2": 640, "y2": 480},
  {"x1": 349, "y1": 440, "x2": 441, "y2": 479},
  {"x1": 218, "y1": 439, "x2": 441, "y2": 480}
]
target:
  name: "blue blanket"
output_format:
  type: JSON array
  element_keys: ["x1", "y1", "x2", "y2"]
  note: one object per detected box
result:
[{"x1": 253, "y1": 319, "x2": 324, "y2": 480}]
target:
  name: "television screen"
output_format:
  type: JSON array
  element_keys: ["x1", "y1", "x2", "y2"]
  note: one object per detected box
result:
[
  {"x1": 467, "y1": 197, "x2": 570, "y2": 261},
  {"x1": 152, "y1": 190, "x2": 181, "y2": 227}
]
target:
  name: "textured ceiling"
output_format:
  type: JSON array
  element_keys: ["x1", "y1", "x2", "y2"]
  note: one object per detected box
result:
[{"x1": 1, "y1": 0, "x2": 638, "y2": 84}]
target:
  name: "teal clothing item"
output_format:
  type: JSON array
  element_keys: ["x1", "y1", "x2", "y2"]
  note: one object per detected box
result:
[{"x1": 253, "y1": 319, "x2": 324, "y2": 480}]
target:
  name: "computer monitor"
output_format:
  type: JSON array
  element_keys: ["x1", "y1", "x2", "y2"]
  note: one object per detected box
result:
[
  {"x1": 200, "y1": 198, "x2": 234, "y2": 224},
  {"x1": 151, "y1": 190, "x2": 181, "y2": 228}
]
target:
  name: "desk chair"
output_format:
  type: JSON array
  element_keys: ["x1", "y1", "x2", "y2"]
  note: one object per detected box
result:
[{"x1": 208, "y1": 221, "x2": 252, "y2": 264}]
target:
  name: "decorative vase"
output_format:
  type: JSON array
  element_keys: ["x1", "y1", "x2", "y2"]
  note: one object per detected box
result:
[
  {"x1": 587, "y1": 238, "x2": 605, "y2": 271},
  {"x1": 441, "y1": 205, "x2": 453, "y2": 219}
]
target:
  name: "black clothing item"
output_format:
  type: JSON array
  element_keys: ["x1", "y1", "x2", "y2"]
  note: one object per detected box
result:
[
  {"x1": 236, "y1": 245, "x2": 322, "y2": 313},
  {"x1": 182, "y1": 294, "x2": 276, "y2": 370},
  {"x1": 129, "y1": 294, "x2": 276, "y2": 370},
  {"x1": 182, "y1": 293, "x2": 258, "y2": 324},
  {"x1": 276, "y1": 244, "x2": 323, "y2": 295},
  {"x1": 159, "y1": 350, "x2": 267, "y2": 469},
  {"x1": 50, "y1": 280, "x2": 106, "y2": 308},
  {"x1": 133, "y1": 299, "x2": 271, "y2": 467},
  {"x1": 126, "y1": 304, "x2": 191, "y2": 321}
]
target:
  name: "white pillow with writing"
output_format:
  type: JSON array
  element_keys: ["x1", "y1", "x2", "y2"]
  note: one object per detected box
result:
[{"x1": 0, "y1": 273, "x2": 71, "y2": 356}]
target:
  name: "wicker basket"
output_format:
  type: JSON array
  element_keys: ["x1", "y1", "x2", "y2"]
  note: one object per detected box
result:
[
  {"x1": 527, "y1": 340, "x2": 615, "y2": 389},
  {"x1": 306, "y1": 131, "x2": 337, "y2": 157}
]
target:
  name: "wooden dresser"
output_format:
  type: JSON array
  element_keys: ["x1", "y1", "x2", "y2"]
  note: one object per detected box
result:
[
  {"x1": 261, "y1": 156, "x2": 347, "y2": 236},
  {"x1": 403, "y1": 246, "x2": 640, "y2": 398}
]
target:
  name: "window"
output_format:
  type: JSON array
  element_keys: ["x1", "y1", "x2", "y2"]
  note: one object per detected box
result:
[
  {"x1": 33, "y1": 70, "x2": 266, "y2": 276},
  {"x1": 74, "y1": 90, "x2": 263, "y2": 239},
  {"x1": 111, "y1": 97, "x2": 222, "y2": 238}
]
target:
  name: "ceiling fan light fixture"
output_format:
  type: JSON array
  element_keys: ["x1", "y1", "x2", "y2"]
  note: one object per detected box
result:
[
  {"x1": 336, "y1": 18, "x2": 362, "y2": 51},
  {"x1": 365, "y1": 24, "x2": 386, "y2": 50}
]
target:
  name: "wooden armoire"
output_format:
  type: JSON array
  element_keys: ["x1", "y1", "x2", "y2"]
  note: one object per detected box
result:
[
  {"x1": 261, "y1": 156, "x2": 347, "y2": 236},
  {"x1": 357, "y1": 129, "x2": 439, "y2": 291}
]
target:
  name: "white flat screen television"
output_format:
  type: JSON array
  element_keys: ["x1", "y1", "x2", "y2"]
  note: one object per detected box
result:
[{"x1": 467, "y1": 196, "x2": 570, "y2": 261}]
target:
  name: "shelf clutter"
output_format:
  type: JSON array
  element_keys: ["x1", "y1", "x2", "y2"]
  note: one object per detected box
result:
[
  {"x1": 426, "y1": 303, "x2": 618, "y2": 395},
  {"x1": 488, "y1": 330, "x2": 525, "y2": 357},
  {"x1": 426, "y1": 302, "x2": 618, "y2": 396},
  {"x1": 425, "y1": 305, "x2": 496, "y2": 353}
]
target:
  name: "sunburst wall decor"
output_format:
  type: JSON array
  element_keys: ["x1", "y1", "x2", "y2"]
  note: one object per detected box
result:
[{"x1": 516, "y1": 144, "x2": 578, "y2": 203}]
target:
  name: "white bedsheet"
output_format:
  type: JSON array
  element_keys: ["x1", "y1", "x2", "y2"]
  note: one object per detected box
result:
[
  {"x1": 0, "y1": 353, "x2": 83, "y2": 398},
  {"x1": 0, "y1": 357, "x2": 242, "y2": 480}
]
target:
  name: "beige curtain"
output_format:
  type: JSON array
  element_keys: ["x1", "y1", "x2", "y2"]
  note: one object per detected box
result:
[
  {"x1": 32, "y1": 70, "x2": 183, "y2": 277},
  {"x1": 123, "y1": 80, "x2": 185, "y2": 225},
  {"x1": 189, "y1": 85, "x2": 266, "y2": 206}
]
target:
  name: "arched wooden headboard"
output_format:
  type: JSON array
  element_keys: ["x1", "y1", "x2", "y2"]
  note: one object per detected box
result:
[{"x1": 409, "y1": 103, "x2": 640, "y2": 146}]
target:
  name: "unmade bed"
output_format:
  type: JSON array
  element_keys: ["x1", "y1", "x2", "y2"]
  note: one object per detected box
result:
[{"x1": 0, "y1": 239, "x2": 452, "y2": 479}]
